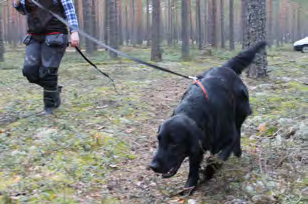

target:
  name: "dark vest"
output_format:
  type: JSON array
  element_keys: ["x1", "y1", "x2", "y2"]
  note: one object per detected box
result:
[{"x1": 26, "y1": 0, "x2": 68, "y2": 34}]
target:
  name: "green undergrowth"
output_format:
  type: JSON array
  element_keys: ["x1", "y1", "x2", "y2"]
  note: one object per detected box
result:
[{"x1": 250, "y1": 81, "x2": 307, "y2": 117}]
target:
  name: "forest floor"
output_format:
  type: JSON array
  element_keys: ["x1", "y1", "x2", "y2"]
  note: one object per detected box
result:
[{"x1": 0, "y1": 45, "x2": 307, "y2": 204}]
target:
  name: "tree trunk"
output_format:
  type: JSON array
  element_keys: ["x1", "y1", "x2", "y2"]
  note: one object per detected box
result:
[
  {"x1": 284, "y1": 0, "x2": 289, "y2": 43},
  {"x1": 211, "y1": 0, "x2": 217, "y2": 48},
  {"x1": 181, "y1": 0, "x2": 190, "y2": 60},
  {"x1": 131, "y1": 0, "x2": 136, "y2": 46},
  {"x1": 188, "y1": 0, "x2": 194, "y2": 47},
  {"x1": 196, "y1": 0, "x2": 202, "y2": 50},
  {"x1": 92, "y1": 0, "x2": 98, "y2": 51},
  {"x1": 297, "y1": 4, "x2": 301, "y2": 39},
  {"x1": 137, "y1": 0, "x2": 143, "y2": 44},
  {"x1": 118, "y1": 0, "x2": 123, "y2": 45},
  {"x1": 291, "y1": 2, "x2": 296, "y2": 42},
  {"x1": 146, "y1": 0, "x2": 150, "y2": 46},
  {"x1": 206, "y1": 0, "x2": 211, "y2": 45},
  {"x1": 267, "y1": 0, "x2": 273, "y2": 47},
  {"x1": 151, "y1": 0, "x2": 162, "y2": 62},
  {"x1": 125, "y1": 1, "x2": 129, "y2": 45},
  {"x1": 0, "y1": 9, "x2": 4, "y2": 62},
  {"x1": 173, "y1": 0, "x2": 178, "y2": 46},
  {"x1": 229, "y1": 0, "x2": 235, "y2": 50},
  {"x1": 167, "y1": 0, "x2": 172, "y2": 46},
  {"x1": 108, "y1": 0, "x2": 118, "y2": 59},
  {"x1": 274, "y1": 1, "x2": 280, "y2": 46},
  {"x1": 220, "y1": 0, "x2": 225, "y2": 49},
  {"x1": 279, "y1": 0, "x2": 285, "y2": 44},
  {"x1": 203, "y1": 0, "x2": 207, "y2": 46},
  {"x1": 82, "y1": 0, "x2": 95, "y2": 54},
  {"x1": 241, "y1": 0, "x2": 246, "y2": 49},
  {"x1": 7, "y1": 5, "x2": 11, "y2": 45},
  {"x1": 243, "y1": 0, "x2": 267, "y2": 78},
  {"x1": 104, "y1": 0, "x2": 109, "y2": 47},
  {"x1": 98, "y1": 0, "x2": 104, "y2": 41}
]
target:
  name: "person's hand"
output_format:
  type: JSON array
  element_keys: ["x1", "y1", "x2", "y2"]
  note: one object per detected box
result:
[
  {"x1": 70, "y1": 31, "x2": 79, "y2": 47},
  {"x1": 14, "y1": 0, "x2": 21, "y2": 6}
]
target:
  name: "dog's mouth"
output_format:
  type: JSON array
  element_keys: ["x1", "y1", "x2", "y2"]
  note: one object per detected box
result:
[
  {"x1": 161, "y1": 160, "x2": 184, "y2": 178},
  {"x1": 162, "y1": 167, "x2": 177, "y2": 178}
]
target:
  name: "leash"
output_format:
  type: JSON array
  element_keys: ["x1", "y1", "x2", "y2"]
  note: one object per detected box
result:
[
  {"x1": 31, "y1": 0, "x2": 196, "y2": 81},
  {"x1": 74, "y1": 46, "x2": 118, "y2": 94}
]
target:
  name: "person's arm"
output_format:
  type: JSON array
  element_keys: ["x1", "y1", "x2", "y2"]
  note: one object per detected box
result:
[
  {"x1": 13, "y1": 0, "x2": 26, "y2": 15},
  {"x1": 60, "y1": 0, "x2": 79, "y2": 47}
]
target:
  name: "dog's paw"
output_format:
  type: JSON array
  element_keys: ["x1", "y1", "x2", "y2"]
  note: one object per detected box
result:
[{"x1": 233, "y1": 148, "x2": 242, "y2": 158}]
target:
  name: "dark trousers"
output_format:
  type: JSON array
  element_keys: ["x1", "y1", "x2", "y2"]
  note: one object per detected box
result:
[{"x1": 22, "y1": 34, "x2": 67, "y2": 91}]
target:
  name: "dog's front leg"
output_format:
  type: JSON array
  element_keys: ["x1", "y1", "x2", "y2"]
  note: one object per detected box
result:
[{"x1": 185, "y1": 154, "x2": 203, "y2": 189}]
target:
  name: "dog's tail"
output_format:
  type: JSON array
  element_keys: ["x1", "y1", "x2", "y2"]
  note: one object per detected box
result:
[{"x1": 223, "y1": 41, "x2": 267, "y2": 75}]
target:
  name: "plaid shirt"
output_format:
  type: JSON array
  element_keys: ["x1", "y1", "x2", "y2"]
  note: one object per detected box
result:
[{"x1": 13, "y1": 0, "x2": 79, "y2": 33}]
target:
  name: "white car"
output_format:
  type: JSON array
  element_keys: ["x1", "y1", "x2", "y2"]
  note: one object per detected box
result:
[{"x1": 293, "y1": 37, "x2": 308, "y2": 53}]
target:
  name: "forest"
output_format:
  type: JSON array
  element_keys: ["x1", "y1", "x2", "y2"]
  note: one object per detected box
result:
[{"x1": 0, "y1": 0, "x2": 307, "y2": 203}]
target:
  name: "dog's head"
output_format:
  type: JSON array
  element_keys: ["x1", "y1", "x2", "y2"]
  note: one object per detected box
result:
[{"x1": 150, "y1": 115, "x2": 204, "y2": 178}]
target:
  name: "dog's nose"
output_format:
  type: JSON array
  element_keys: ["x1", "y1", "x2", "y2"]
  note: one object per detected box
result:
[{"x1": 149, "y1": 161, "x2": 160, "y2": 172}]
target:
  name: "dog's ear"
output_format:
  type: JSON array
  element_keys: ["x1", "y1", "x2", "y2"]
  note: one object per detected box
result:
[
  {"x1": 240, "y1": 88, "x2": 249, "y2": 101},
  {"x1": 157, "y1": 125, "x2": 161, "y2": 133}
]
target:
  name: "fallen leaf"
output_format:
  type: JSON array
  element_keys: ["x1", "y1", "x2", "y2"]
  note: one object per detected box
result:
[
  {"x1": 168, "y1": 198, "x2": 185, "y2": 204},
  {"x1": 125, "y1": 128, "x2": 134, "y2": 133},
  {"x1": 109, "y1": 164, "x2": 118, "y2": 168},
  {"x1": 97, "y1": 126, "x2": 105, "y2": 130},
  {"x1": 258, "y1": 123, "x2": 267, "y2": 133},
  {"x1": 188, "y1": 199, "x2": 197, "y2": 204},
  {"x1": 13, "y1": 176, "x2": 21, "y2": 182}
]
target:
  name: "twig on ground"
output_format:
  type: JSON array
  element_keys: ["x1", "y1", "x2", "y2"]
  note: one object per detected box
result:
[
  {"x1": 274, "y1": 154, "x2": 289, "y2": 169},
  {"x1": 131, "y1": 140, "x2": 141, "y2": 147},
  {"x1": 171, "y1": 186, "x2": 195, "y2": 197},
  {"x1": 258, "y1": 147, "x2": 269, "y2": 190},
  {"x1": 295, "y1": 193, "x2": 303, "y2": 204},
  {"x1": 160, "y1": 104, "x2": 172, "y2": 109}
]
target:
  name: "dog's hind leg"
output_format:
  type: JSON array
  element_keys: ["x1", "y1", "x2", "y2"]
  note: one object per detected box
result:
[
  {"x1": 219, "y1": 125, "x2": 238, "y2": 161},
  {"x1": 233, "y1": 130, "x2": 242, "y2": 157},
  {"x1": 233, "y1": 115, "x2": 247, "y2": 157},
  {"x1": 233, "y1": 139, "x2": 242, "y2": 158},
  {"x1": 218, "y1": 144, "x2": 235, "y2": 161}
]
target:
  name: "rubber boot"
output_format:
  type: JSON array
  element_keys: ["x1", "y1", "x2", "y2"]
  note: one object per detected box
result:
[
  {"x1": 43, "y1": 86, "x2": 62, "y2": 115},
  {"x1": 54, "y1": 86, "x2": 62, "y2": 108}
]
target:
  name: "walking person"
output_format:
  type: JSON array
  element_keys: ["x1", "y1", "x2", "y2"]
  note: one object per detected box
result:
[{"x1": 13, "y1": 0, "x2": 80, "y2": 114}]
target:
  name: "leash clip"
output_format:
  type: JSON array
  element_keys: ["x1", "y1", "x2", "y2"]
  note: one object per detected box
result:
[{"x1": 188, "y1": 76, "x2": 198, "y2": 82}]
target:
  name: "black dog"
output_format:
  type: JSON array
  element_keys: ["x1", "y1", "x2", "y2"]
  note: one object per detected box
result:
[{"x1": 150, "y1": 41, "x2": 267, "y2": 191}]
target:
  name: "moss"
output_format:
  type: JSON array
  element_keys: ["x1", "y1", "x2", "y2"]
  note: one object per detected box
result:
[
  {"x1": 101, "y1": 197, "x2": 121, "y2": 204},
  {"x1": 286, "y1": 81, "x2": 308, "y2": 92}
]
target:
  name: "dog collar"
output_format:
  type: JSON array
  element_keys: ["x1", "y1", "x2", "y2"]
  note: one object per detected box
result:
[{"x1": 193, "y1": 79, "x2": 209, "y2": 99}]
